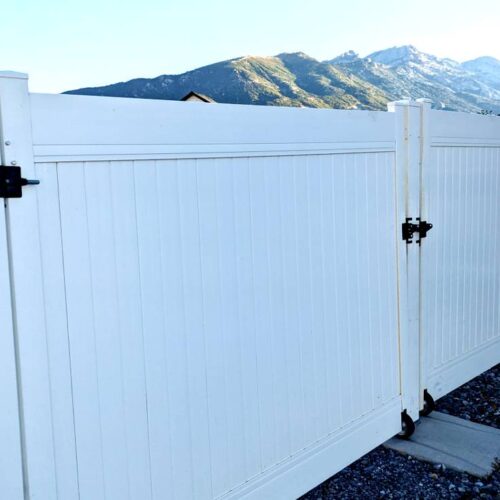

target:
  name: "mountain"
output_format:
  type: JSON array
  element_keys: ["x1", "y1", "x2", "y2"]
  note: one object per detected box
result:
[
  {"x1": 66, "y1": 53, "x2": 388, "y2": 110},
  {"x1": 65, "y1": 46, "x2": 500, "y2": 113},
  {"x1": 364, "y1": 45, "x2": 500, "y2": 112},
  {"x1": 462, "y1": 56, "x2": 500, "y2": 90},
  {"x1": 328, "y1": 51, "x2": 425, "y2": 102}
]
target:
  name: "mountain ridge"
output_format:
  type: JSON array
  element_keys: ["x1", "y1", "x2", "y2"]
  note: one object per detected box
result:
[{"x1": 65, "y1": 46, "x2": 500, "y2": 113}]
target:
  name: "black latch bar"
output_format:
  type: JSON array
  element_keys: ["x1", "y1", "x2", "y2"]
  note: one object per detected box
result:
[
  {"x1": 402, "y1": 217, "x2": 433, "y2": 244},
  {"x1": 0, "y1": 166, "x2": 40, "y2": 198}
]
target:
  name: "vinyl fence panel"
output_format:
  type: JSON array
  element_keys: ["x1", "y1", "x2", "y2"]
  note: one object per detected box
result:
[
  {"x1": 2, "y1": 78, "x2": 404, "y2": 500},
  {"x1": 421, "y1": 109, "x2": 500, "y2": 400}
]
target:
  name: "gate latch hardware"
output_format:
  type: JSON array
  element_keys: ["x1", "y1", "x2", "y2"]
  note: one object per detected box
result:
[
  {"x1": 0, "y1": 166, "x2": 40, "y2": 198},
  {"x1": 402, "y1": 217, "x2": 433, "y2": 244}
]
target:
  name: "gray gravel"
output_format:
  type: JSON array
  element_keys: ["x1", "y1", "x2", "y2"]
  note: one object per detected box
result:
[
  {"x1": 300, "y1": 364, "x2": 500, "y2": 499},
  {"x1": 437, "y1": 363, "x2": 500, "y2": 429}
]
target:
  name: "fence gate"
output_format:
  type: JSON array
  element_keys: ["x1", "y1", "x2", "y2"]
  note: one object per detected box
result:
[
  {"x1": 1, "y1": 72, "x2": 499, "y2": 500},
  {"x1": 420, "y1": 109, "x2": 500, "y2": 401},
  {"x1": 0, "y1": 72, "x2": 407, "y2": 500}
]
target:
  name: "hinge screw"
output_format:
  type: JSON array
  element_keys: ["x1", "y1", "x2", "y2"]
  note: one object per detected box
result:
[
  {"x1": 10, "y1": 161, "x2": 17, "y2": 165},
  {"x1": 4, "y1": 141, "x2": 11, "y2": 146}
]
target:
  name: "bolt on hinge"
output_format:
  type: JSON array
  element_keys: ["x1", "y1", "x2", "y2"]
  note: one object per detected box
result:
[{"x1": 402, "y1": 217, "x2": 433, "y2": 245}]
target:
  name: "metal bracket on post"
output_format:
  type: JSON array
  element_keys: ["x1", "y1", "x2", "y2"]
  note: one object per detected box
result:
[
  {"x1": 419, "y1": 390, "x2": 436, "y2": 417},
  {"x1": 402, "y1": 217, "x2": 433, "y2": 244},
  {"x1": 397, "y1": 410, "x2": 416, "y2": 439},
  {"x1": 0, "y1": 166, "x2": 39, "y2": 198}
]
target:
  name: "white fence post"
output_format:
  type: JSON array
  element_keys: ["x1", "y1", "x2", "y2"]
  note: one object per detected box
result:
[
  {"x1": 388, "y1": 100, "x2": 423, "y2": 421},
  {"x1": 416, "y1": 98, "x2": 432, "y2": 411},
  {"x1": 0, "y1": 74, "x2": 25, "y2": 498},
  {"x1": 0, "y1": 72, "x2": 58, "y2": 499}
]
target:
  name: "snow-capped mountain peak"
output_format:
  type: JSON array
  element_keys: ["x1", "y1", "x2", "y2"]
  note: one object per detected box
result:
[
  {"x1": 367, "y1": 45, "x2": 431, "y2": 67},
  {"x1": 65, "y1": 46, "x2": 500, "y2": 114},
  {"x1": 330, "y1": 45, "x2": 500, "y2": 112},
  {"x1": 462, "y1": 56, "x2": 500, "y2": 90},
  {"x1": 329, "y1": 50, "x2": 360, "y2": 64}
]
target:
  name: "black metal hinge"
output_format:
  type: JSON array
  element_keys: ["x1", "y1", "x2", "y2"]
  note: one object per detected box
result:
[
  {"x1": 0, "y1": 166, "x2": 40, "y2": 198},
  {"x1": 402, "y1": 217, "x2": 433, "y2": 244}
]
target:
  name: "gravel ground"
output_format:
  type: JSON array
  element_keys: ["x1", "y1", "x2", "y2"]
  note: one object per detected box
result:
[
  {"x1": 300, "y1": 364, "x2": 500, "y2": 500},
  {"x1": 437, "y1": 363, "x2": 500, "y2": 429}
]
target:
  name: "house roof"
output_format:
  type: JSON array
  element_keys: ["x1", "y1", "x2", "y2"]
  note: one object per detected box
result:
[{"x1": 180, "y1": 91, "x2": 216, "y2": 103}]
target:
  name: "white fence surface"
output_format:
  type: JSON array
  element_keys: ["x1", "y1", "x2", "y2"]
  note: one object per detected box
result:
[
  {"x1": 421, "y1": 110, "x2": 500, "y2": 399},
  {"x1": 0, "y1": 72, "x2": 499, "y2": 500}
]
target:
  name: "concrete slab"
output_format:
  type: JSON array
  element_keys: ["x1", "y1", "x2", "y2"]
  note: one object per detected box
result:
[{"x1": 385, "y1": 412, "x2": 500, "y2": 477}]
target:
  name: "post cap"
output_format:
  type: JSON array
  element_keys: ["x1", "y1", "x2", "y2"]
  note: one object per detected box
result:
[
  {"x1": 388, "y1": 99, "x2": 412, "y2": 105},
  {"x1": 0, "y1": 71, "x2": 28, "y2": 80},
  {"x1": 387, "y1": 99, "x2": 421, "y2": 111}
]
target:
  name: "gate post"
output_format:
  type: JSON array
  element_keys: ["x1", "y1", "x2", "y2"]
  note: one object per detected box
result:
[
  {"x1": 0, "y1": 74, "x2": 26, "y2": 499},
  {"x1": 388, "y1": 100, "x2": 424, "y2": 422},
  {"x1": 0, "y1": 72, "x2": 57, "y2": 498},
  {"x1": 416, "y1": 98, "x2": 432, "y2": 412}
]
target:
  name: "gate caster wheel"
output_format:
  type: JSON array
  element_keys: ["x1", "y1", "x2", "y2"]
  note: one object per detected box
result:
[
  {"x1": 420, "y1": 390, "x2": 435, "y2": 417},
  {"x1": 397, "y1": 410, "x2": 415, "y2": 440}
]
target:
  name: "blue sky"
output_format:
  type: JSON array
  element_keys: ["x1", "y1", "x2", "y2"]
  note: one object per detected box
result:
[{"x1": 3, "y1": 0, "x2": 499, "y2": 93}]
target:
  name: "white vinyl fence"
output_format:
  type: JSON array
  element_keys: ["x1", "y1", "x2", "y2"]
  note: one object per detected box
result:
[
  {"x1": 0, "y1": 72, "x2": 499, "y2": 500},
  {"x1": 421, "y1": 109, "x2": 500, "y2": 399}
]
